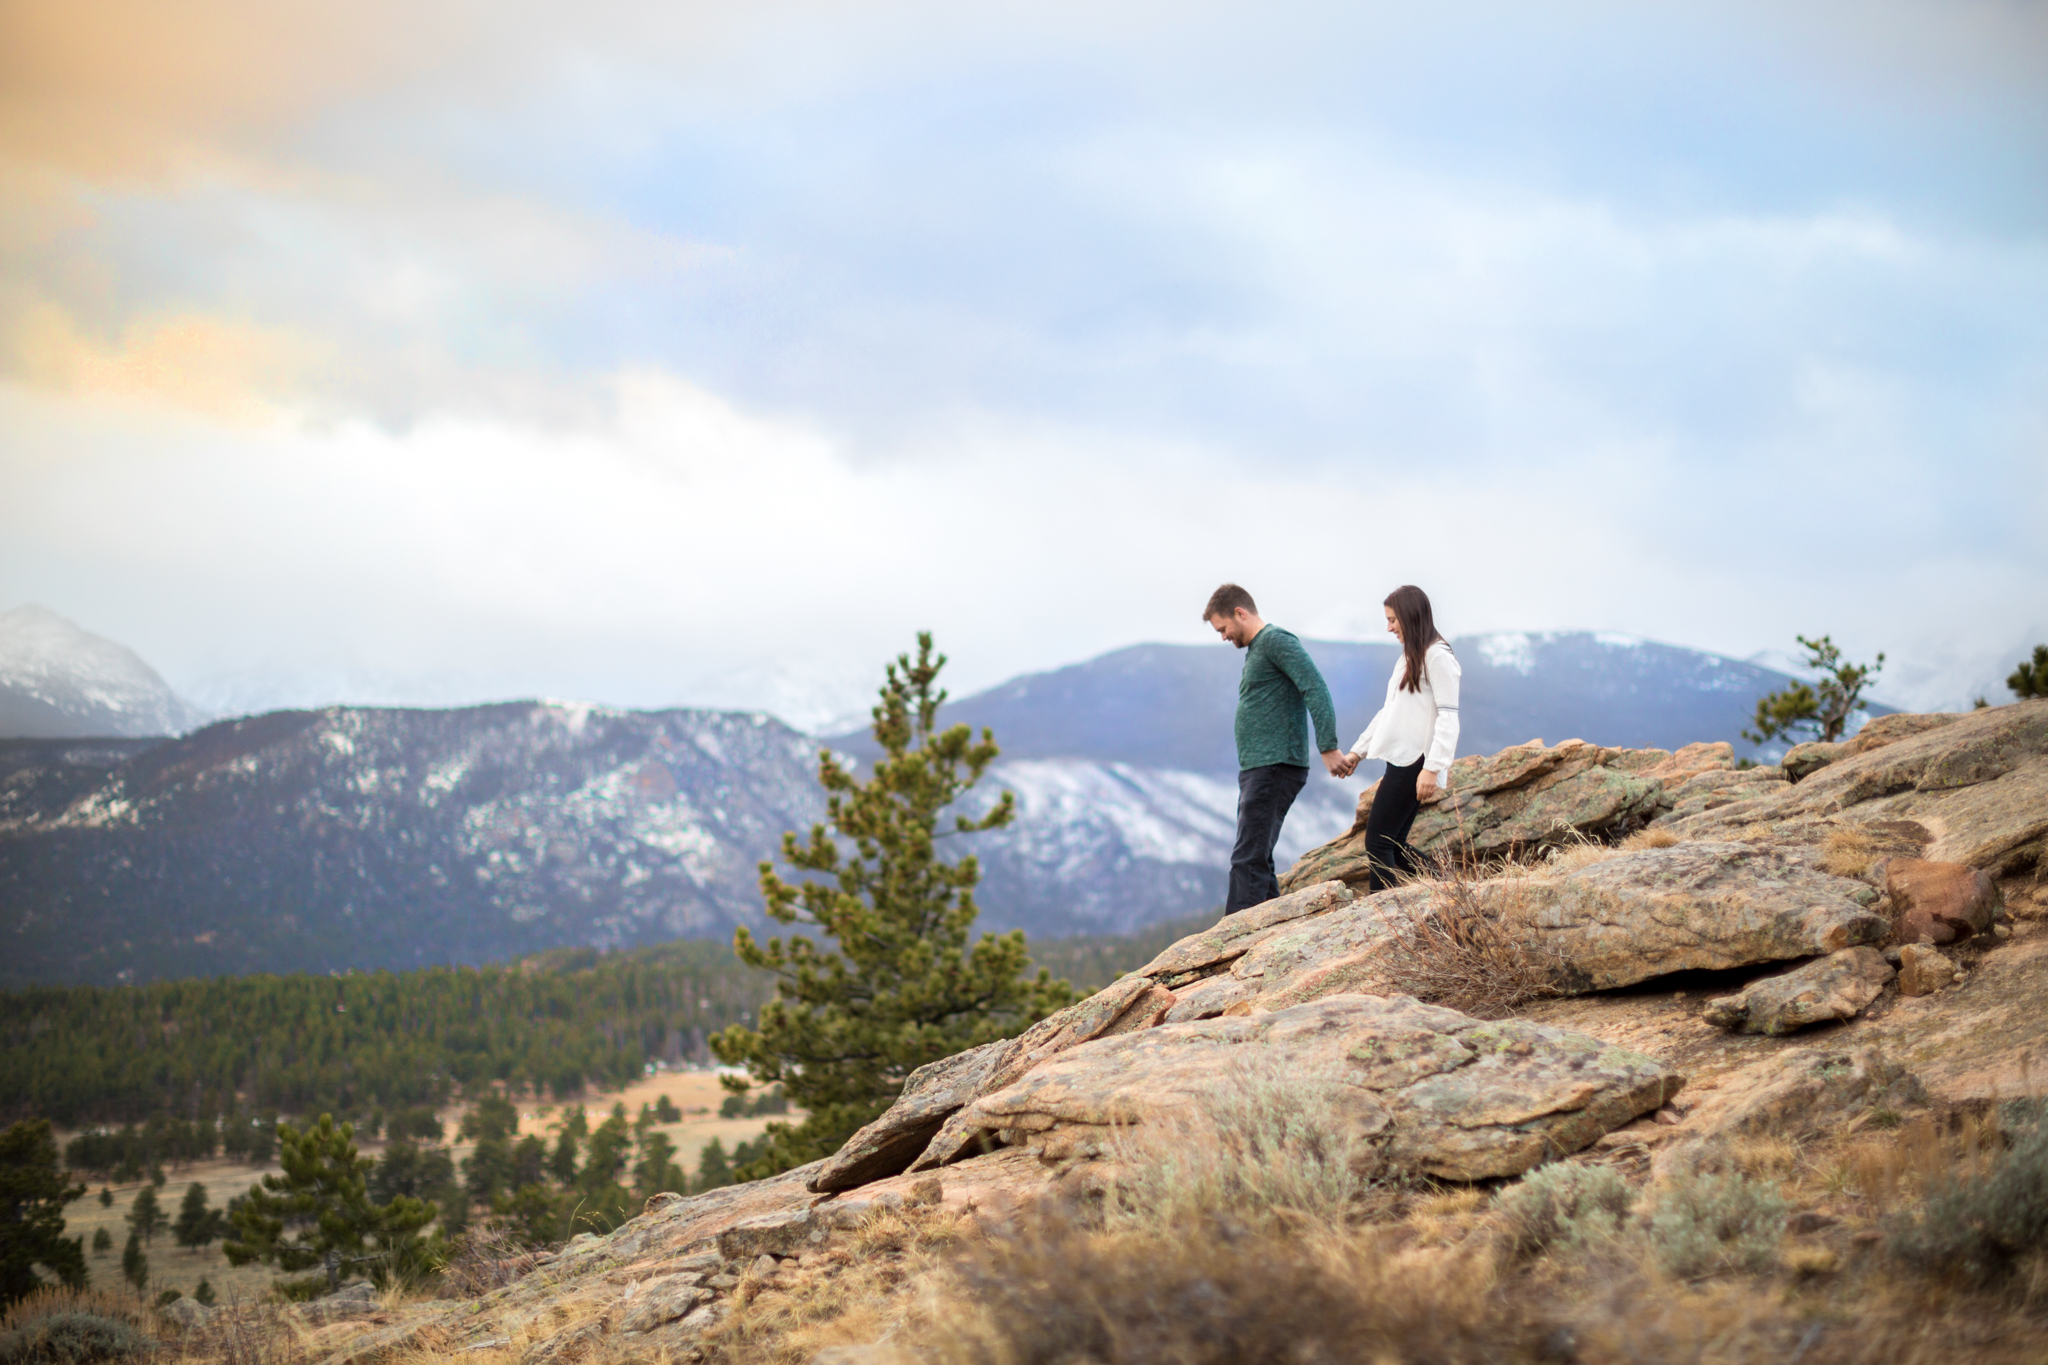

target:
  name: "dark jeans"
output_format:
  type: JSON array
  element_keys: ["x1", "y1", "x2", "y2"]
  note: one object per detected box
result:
[
  {"x1": 1364, "y1": 756, "x2": 1426, "y2": 892},
  {"x1": 1226, "y1": 763, "x2": 1308, "y2": 914}
]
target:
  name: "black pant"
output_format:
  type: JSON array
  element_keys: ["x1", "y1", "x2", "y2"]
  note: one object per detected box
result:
[
  {"x1": 1226, "y1": 763, "x2": 1308, "y2": 914},
  {"x1": 1363, "y1": 756, "x2": 1425, "y2": 892}
]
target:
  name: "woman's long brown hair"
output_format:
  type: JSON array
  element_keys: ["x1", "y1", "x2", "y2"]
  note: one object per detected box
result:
[{"x1": 1385, "y1": 584, "x2": 1445, "y2": 693}]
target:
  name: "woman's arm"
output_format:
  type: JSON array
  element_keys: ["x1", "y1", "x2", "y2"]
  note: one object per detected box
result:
[
  {"x1": 1423, "y1": 643, "x2": 1461, "y2": 783},
  {"x1": 1349, "y1": 710, "x2": 1381, "y2": 759}
]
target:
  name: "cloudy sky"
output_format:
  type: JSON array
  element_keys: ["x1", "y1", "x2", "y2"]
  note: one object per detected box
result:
[{"x1": 3, "y1": 0, "x2": 2043, "y2": 726}]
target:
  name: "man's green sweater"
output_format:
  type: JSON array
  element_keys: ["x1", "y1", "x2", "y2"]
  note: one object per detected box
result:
[{"x1": 1235, "y1": 624, "x2": 1339, "y2": 770}]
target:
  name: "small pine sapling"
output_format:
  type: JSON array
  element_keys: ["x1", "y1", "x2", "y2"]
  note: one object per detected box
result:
[
  {"x1": 1744, "y1": 634, "x2": 1885, "y2": 746},
  {"x1": 2010, "y1": 644, "x2": 2048, "y2": 701},
  {"x1": 124, "y1": 1185, "x2": 163, "y2": 1246}
]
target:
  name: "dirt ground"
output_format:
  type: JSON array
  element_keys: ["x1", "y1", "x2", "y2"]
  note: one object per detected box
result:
[{"x1": 60, "y1": 1067, "x2": 784, "y2": 1301}]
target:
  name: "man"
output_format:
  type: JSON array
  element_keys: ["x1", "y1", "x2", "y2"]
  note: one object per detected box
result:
[{"x1": 1204, "y1": 583, "x2": 1344, "y2": 914}]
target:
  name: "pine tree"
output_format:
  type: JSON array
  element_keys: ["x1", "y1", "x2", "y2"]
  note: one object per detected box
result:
[
  {"x1": 173, "y1": 1182, "x2": 219, "y2": 1252},
  {"x1": 631, "y1": 1133, "x2": 684, "y2": 1202},
  {"x1": 193, "y1": 1278, "x2": 216, "y2": 1307},
  {"x1": 711, "y1": 635, "x2": 1077, "y2": 1178},
  {"x1": 571, "y1": 1107, "x2": 633, "y2": 1230},
  {"x1": 2011, "y1": 644, "x2": 2048, "y2": 700},
  {"x1": 0, "y1": 1120, "x2": 87, "y2": 1306},
  {"x1": 92, "y1": 1228, "x2": 113, "y2": 1256},
  {"x1": 548, "y1": 1108, "x2": 585, "y2": 1185},
  {"x1": 121, "y1": 1230, "x2": 147, "y2": 1292},
  {"x1": 223, "y1": 1115, "x2": 436, "y2": 1291},
  {"x1": 458, "y1": 1095, "x2": 518, "y2": 1144},
  {"x1": 691, "y1": 1138, "x2": 732, "y2": 1193},
  {"x1": 126, "y1": 1184, "x2": 164, "y2": 1246},
  {"x1": 1744, "y1": 634, "x2": 1885, "y2": 746}
]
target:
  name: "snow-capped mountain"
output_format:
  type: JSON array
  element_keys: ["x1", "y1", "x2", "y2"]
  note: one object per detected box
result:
[
  {"x1": 0, "y1": 702, "x2": 824, "y2": 987},
  {"x1": 0, "y1": 628, "x2": 1824, "y2": 986},
  {"x1": 0, "y1": 605, "x2": 210, "y2": 739}
]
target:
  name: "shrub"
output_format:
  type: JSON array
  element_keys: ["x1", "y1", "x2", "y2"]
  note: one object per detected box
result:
[
  {"x1": 1890, "y1": 1102, "x2": 2048, "y2": 1285},
  {"x1": 1646, "y1": 1171, "x2": 1787, "y2": 1277},
  {"x1": 0, "y1": 1290, "x2": 153, "y2": 1365},
  {"x1": 1497, "y1": 1162, "x2": 1634, "y2": 1256},
  {"x1": 1374, "y1": 875, "x2": 1565, "y2": 1018},
  {"x1": 1105, "y1": 1055, "x2": 1378, "y2": 1234}
]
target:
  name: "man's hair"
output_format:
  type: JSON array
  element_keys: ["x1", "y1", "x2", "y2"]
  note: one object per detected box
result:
[{"x1": 1203, "y1": 583, "x2": 1256, "y2": 621}]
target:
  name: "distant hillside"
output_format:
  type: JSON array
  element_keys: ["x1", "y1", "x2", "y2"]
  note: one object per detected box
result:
[{"x1": 0, "y1": 703, "x2": 825, "y2": 987}]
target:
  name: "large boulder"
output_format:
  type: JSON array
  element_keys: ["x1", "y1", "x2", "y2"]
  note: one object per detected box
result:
[
  {"x1": 1475, "y1": 842, "x2": 1889, "y2": 991},
  {"x1": 808, "y1": 972, "x2": 1179, "y2": 1193},
  {"x1": 914, "y1": 994, "x2": 1682, "y2": 1183},
  {"x1": 1189, "y1": 842, "x2": 1886, "y2": 1015},
  {"x1": 1885, "y1": 857, "x2": 1999, "y2": 946},
  {"x1": 1702, "y1": 948, "x2": 1894, "y2": 1035}
]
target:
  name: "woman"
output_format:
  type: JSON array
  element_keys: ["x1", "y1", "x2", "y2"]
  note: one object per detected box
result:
[{"x1": 1337, "y1": 585, "x2": 1461, "y2": 891}]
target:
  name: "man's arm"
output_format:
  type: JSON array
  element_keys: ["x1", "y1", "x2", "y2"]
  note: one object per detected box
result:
[{"x1": 1271, "y1": 632, "x2": 1343, "y2": 767}]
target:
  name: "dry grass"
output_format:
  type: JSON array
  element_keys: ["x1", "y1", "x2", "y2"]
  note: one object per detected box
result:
[
  {"x1": 1822, "y1": 825, "x2": 1889, "y2": 878},
  {"x1": 438, "y1": 1224, "x2": 544, "y2": 1298},
  {"x1": 698, "y1": 1204, "x2": 969, "y2": 1365},
  {"x1": 1374, "y1": 872, "x2": 1567, "y2": 1018},
  {"x1": 1798, "y1": 1110, "x2": 2007, "y2": 1215},
  {"x1": 913, "y1": 1218, "x2": 1520, "y2": 1365},
  {"x1": 1621, "y1": 826, "x2": 1683, "y2": 851},
  {"x1": 1728, "y1": 1134, "x2": 1803, "y2": 1181}
]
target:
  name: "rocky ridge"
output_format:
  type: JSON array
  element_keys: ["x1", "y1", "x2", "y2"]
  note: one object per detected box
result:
[{"x1": 249, "y1": 702, "x2": 2048, "y2": 1365}]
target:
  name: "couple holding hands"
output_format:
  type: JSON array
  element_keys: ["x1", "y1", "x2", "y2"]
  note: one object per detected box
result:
[{"x1": 1204, "y1": 581, "x2": 1461, "y2": 915}]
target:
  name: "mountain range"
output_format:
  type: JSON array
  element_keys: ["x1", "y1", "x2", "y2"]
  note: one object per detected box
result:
[{"x1": 0, "y1": 610, "x2": 1828, "y2": 987}]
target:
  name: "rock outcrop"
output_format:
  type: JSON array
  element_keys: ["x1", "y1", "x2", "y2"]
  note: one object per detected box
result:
[
  {"x1": 910, "y1": 994, "x2": 1680, "y2": 1182},
  {"x1": 290, "y1": 710, "x2": 2048, "y2": 1365},
  {"x1": 1659, "y1": 701, "x2": 2048, "y2": 876},
  {"x1": 1702, "y1": 948, "x2": 1894, "y2": 1035},
  {"x1": 1281, "y1": 740, "x2": 1780, "y2": 888}
]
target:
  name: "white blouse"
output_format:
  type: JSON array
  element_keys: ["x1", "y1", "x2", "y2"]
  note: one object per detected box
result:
[{"x1": 1348, "y1": 639, "x2": 1461, "y2": 776}]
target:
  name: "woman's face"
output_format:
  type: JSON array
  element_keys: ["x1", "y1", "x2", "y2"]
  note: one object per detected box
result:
[{"x1": 1384, "y1": 605, "x2": 1402, "y2": 641}]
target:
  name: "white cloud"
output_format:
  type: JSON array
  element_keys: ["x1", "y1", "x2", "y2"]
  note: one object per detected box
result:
[{"x1": 3, "y1": 0, "x2": 2044, "y2": 719}]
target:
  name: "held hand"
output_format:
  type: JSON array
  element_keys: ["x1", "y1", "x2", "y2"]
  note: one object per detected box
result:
[
  {"x1": 1416, "y1": 769, "x2": 1440, "y2": 802},
  {"x1": 1320, "y1": 749, "x2": 1348, "y2": 778}
]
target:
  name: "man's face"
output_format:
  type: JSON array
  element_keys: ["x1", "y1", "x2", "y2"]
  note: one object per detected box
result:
[{"x1": 1209, "y1": 610, "x2": 1253, "y2": 649}]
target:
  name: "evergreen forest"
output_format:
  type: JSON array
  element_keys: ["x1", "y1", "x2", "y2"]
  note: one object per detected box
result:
[
  {"x1": 1, "y1": 940, "x2": 769, "y2": 1132},
  {"x1": 1, "y1": 916, "x2": 1199, "y2": 1143}
]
